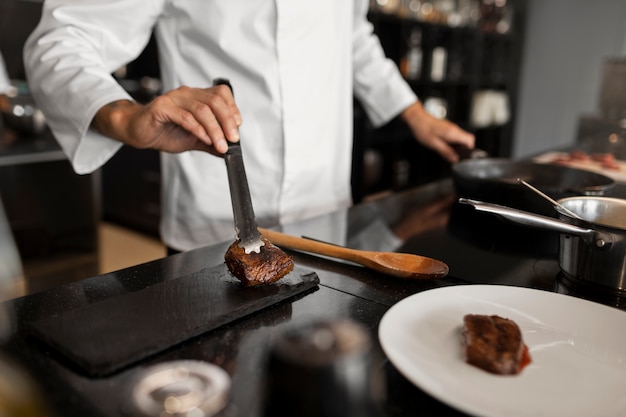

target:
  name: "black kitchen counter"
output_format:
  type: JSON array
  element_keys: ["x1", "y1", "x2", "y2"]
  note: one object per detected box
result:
[{"x1": 2, "y1": 177, "x2": 625, "y2": 417}]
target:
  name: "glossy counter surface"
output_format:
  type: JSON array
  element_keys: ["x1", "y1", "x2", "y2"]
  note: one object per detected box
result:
[
  {"x1": 2, "y1": 178, "x2": 626, "y2": 417},
  {"x1": 0, "y1": 128, "x2": 66, "y2": 167}
]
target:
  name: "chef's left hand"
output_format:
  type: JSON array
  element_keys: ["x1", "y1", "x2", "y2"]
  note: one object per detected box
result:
[{"x1": 401, "y1": 101, "x2": 475, "y2": 164}]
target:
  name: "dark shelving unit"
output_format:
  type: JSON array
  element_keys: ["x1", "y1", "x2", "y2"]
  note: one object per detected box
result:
[
  {"x1": 352, "y1": 1, "x2": 527, "y2": 203},
  {"x1": 98, "y1": 2, "x2": 527, "y2": 234}
]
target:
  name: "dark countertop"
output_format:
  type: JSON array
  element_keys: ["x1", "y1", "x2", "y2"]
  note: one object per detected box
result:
[
  {"x1": 2, "y1": 175, "x2": 626, "y2": 417},
  {"x1": 0, "y1": 128, "x2": 67, "y2": 167}
]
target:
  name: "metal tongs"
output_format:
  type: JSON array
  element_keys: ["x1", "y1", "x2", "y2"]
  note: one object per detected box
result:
[
  {"x1": 517, "y1": 178, "x2": 583, "y2": 220},
  {"x1": 215, "y1": 78, "x2": 265, "y2": 254}
]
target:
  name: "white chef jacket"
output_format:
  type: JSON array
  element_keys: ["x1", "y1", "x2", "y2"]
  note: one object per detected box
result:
[
  {"x1": 24, "y1": 0, "x2": 417, "y2": 251},
  {"x1": 0, "y1": 52, "x2": 11, "y2": 94}
]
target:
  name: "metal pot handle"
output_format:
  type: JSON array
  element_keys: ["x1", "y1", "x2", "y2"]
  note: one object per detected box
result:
[{"x1": 459, "y1": 198, "x2": 613, "y2": 249}]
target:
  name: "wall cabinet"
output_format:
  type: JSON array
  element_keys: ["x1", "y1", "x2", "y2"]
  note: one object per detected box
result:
[{"x1": 352, "y1": 0, "x2": 527, "y2": 202}]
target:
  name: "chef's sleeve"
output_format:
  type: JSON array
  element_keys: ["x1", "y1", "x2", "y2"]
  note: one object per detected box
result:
[
  {"x1": 351, "y1": 0, "x2": 418, "y2": 128},
  {"x1": 0, "y1": 52, "x2": 11, "y2": 94},
  {"x1": 24, "y1": 0, "x2": 165, "y2": 175}
]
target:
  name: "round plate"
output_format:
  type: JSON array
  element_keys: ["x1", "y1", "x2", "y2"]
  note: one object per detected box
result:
[{"x1": 379, "y1": 285, "x2": 626, "y2": 417}]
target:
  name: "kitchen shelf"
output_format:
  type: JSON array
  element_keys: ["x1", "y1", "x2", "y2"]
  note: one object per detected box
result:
[{"x1": 352, "y1": 1, "x2": 527, "y2": 203}]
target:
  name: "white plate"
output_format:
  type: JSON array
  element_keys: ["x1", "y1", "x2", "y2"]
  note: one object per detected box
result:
[{"x1": 379, "y1": 285, "x2": 626, "y2": 417}]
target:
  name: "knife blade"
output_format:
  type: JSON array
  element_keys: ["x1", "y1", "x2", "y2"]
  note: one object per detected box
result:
[{"x1": 224, "y1": 141, "x2": 265, "y2": 254}]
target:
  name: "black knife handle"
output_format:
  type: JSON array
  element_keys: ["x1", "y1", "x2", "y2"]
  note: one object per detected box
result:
[{"x1": 213, "y1": 78, "x2": 234, "y2": 96}]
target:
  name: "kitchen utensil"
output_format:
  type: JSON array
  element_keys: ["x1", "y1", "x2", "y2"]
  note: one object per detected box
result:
[
  {"x1": 452, "y1": 158, "x2": 615, "y2": 210},
  {"x1": 459, "y1": 198, "x2": 609, "y2": 246},
  {"x1": 259, "y1": 228, "x2": 449, "y2": 279},
  {"x1": 517, "y1": 178, "x2": 582, "y2": 220},
  {"x1": 452, "y1": 158, "x2": 615, "y2": 256},
  {"x1": 215, "y1": 78, "x2": 264, "y2": 254},
  {"x1": 224, "y1": 142, "x2": 264, "y2": 253},
  {"x1": 459, "y1": 197, "x2": 626, "y2": 291}
]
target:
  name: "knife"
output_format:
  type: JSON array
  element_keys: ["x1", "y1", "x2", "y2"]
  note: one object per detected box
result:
[{"x1": 214, "y1": 78, "x2": 265, "y2": 254}]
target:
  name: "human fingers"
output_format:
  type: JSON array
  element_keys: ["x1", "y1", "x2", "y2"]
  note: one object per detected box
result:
[
  {"x1": 211, "y1": 84, "x2": 242, "y2": 126},
  {"x1": 199, "y1": 85, "x2": 242, "y2": 152},
  {"x1": 441, "y1": 123, "x2": 475, "y2": 150},
  {"x1": 163, "y1": 86, "x2": 242, "y2": 154},
  {"x1": 424, "y1": 134, "x2": 460, "y2": 164},
  {"x1": 403, "y1": 104, "x2": 471, "y2": 162},
  {"x1": 431, "y1": 122, "x2": 476, "y2": 163},
  {"x1": 93, "y1": 97, "x2": 227, "y2": 156},
  {"x1": 413, "y1": 127, "x2": 463, "y2": 163}
]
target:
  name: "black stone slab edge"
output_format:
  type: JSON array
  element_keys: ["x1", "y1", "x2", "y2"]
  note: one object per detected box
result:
[{"x1": 24, "y1": 264, "x2": 319, "y2": 377}]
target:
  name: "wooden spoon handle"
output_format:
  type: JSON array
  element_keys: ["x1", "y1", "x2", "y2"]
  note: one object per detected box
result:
[
  {"x1": 259, "y1": 227, "x2": 365, "y2": 264},
  {"x1": 259, "y1": 227, "x2": 448, "y2": 280}
]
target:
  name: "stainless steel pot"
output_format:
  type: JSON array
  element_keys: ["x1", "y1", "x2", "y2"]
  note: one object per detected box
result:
[
  {"x1": 460, "y1": 197, "x2": 626, "y2": 292},
  {"x1": 451, "y1": 158, "x2": 616, "y2": 257}
]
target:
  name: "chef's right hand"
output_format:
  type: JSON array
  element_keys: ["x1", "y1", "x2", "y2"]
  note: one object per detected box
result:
[{"x1": 92, "y1": 84, "x2": 242, "y2": 156}]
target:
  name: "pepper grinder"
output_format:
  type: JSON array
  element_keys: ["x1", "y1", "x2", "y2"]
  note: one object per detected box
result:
[{"x1": 262, "y1": 319, "x2": 384, "y2": 417}]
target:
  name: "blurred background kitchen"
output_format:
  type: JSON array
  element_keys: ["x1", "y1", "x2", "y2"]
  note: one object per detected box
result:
[{"x1": 0, "y1": 0, "x2": 625, "y2": 298}]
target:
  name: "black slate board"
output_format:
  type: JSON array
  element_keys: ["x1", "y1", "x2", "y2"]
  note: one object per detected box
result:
[{"x1": 26, "y1": 264, "x2": 319, "y2": 376}]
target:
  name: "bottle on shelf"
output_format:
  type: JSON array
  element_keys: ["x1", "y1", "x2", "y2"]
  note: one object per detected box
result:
[
  {"x1": 398, "y1": 0, "x2": 422, "y2": 20},
  {"x1": 400, "y1": 28, "x2": 423, "y2": 81},
  {"x1": 430, "y1": 46, "x2": 448, "y2": 82}
]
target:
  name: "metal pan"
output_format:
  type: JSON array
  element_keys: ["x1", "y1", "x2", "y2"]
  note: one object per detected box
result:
[
  {"x1": 452, "y1": 158, "x2": 615, "y2": 212},
  {"x1": 451, "y1": 158, "x2": 616, "y2": 257},
  {"x1": 460, "y1": 197, "x2": 626, "y2": 292}
]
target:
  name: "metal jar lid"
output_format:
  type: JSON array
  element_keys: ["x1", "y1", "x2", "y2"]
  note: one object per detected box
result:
[
  {"x1": 129, "y1": 360, "x2": 230, "y2": 417},
  {"x1": 270, "y1": 319, "x2": 371, "y2": 366},
  {"x1": 263, "y1": 319, "x2": 383, "y2": 417}
]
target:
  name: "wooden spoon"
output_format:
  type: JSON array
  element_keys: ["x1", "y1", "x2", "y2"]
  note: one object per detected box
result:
[{"x1": 259, "y1": 228, "x2": 449, "y2": 280}]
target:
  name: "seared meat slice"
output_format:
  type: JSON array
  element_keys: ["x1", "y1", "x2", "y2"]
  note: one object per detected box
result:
[
  {"x1": 461, "y1": 314, "x2": 530, "y2": 375},
  {"x1": 225, "y1": 237, "x2": 294, "y2": 286}
]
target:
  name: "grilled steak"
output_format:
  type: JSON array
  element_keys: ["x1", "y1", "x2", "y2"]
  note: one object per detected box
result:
[
  {"x1": 225, "y1": 237, "x2": 294, "y2": 286},
  {"x1": 461, "y1": 314, "x2": 530, "y2": 375}
]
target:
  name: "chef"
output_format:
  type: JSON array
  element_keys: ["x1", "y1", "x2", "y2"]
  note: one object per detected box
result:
[
  {"x1": 0, "y1": 52, "x2": 11, "y2": 113},
  {"x1": 24, "y1": 0, "x2": 474, "y2": 253}
]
